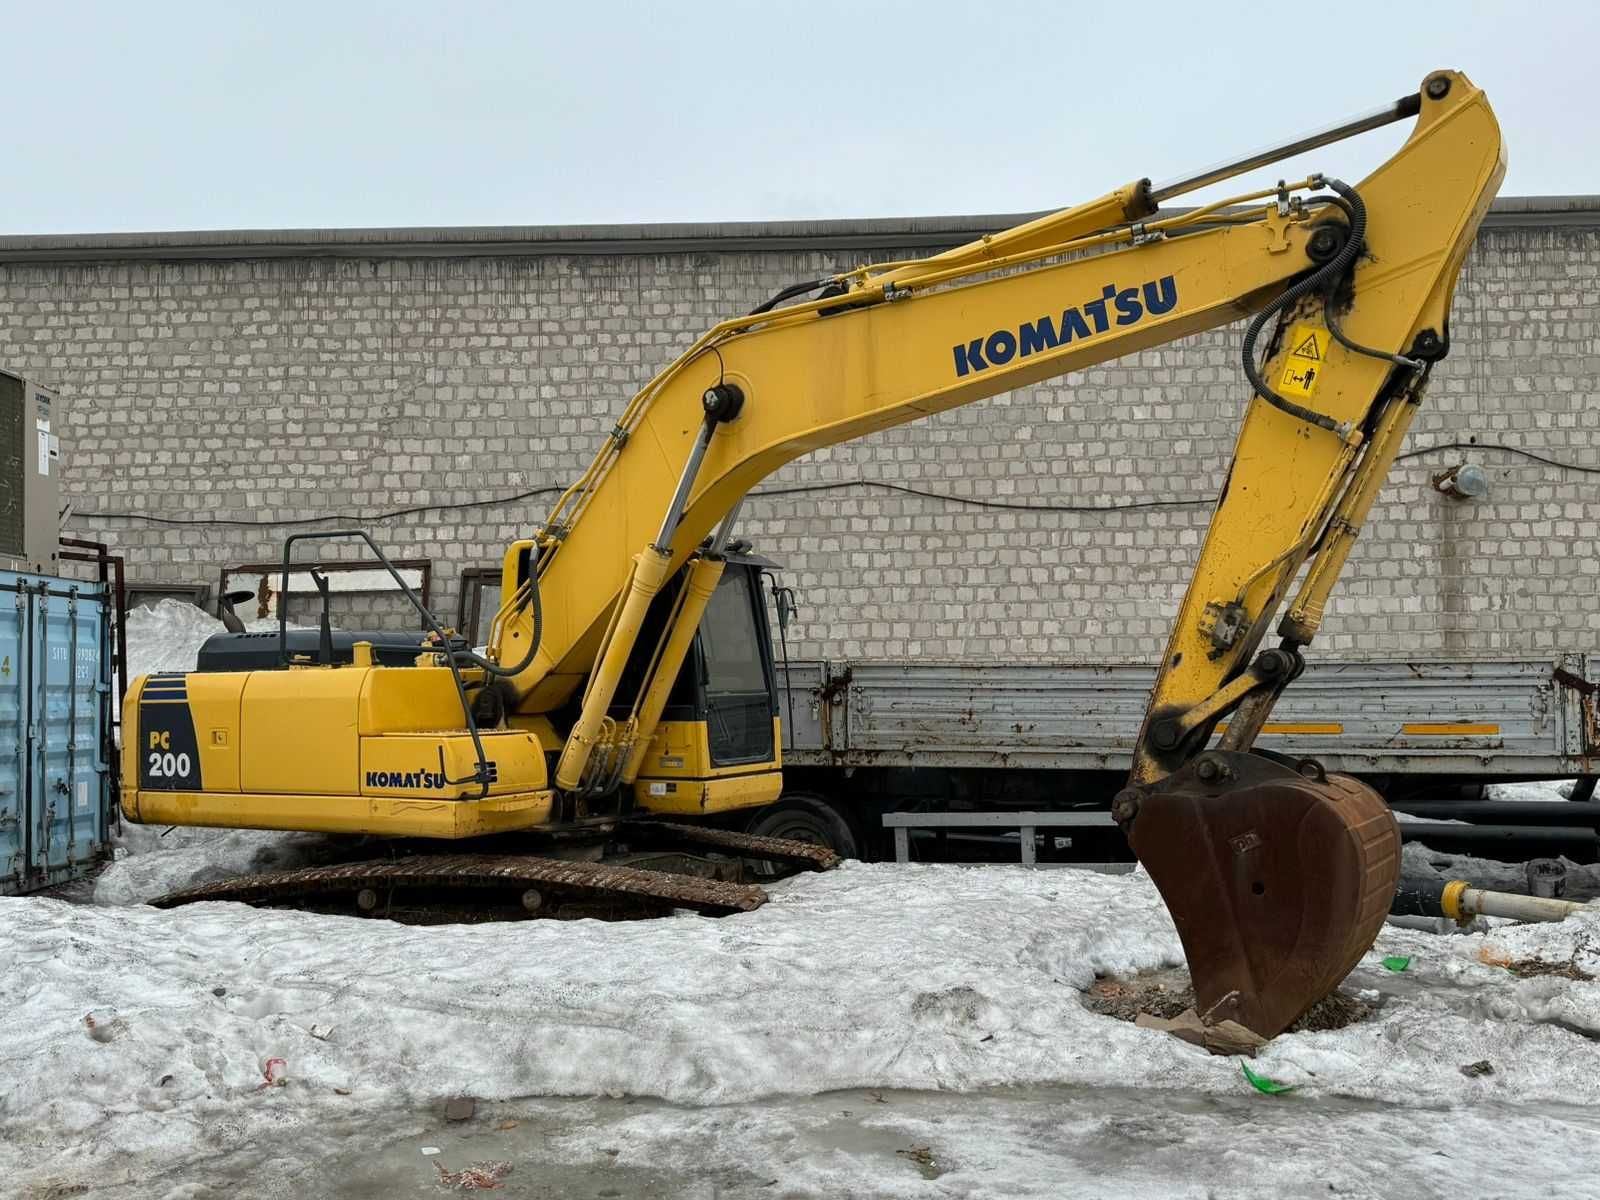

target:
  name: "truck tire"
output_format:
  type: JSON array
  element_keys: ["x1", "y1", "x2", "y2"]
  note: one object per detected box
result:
[{"x1": 746, "y1": 793, "x2": 860, "y2": 861}]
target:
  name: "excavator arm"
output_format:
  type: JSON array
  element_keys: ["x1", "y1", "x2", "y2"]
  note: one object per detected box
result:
[
  {"x1": 501, "y1": 70, "x2": 1501, "y2": 784},
  {"x1": 487, "y1": 70, "x2": 1502, "y2": 1035}
]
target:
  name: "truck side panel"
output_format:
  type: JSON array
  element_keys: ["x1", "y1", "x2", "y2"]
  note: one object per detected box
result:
[{"x1": 779, "y1": 658, "x2": 1597, "y2": 778}]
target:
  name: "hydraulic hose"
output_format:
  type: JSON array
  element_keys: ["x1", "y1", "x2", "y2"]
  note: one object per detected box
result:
[
  {"x1": 1323, "y1": 288, "x2": 1427, "y2": 372},
  {"x1": 454, "y1": 574, "x2": 543, "y2": 679},
  {"x1": 750, "y1": 278, "x2": 831, "y2": 315},
  {"x1": 1296, "y1": 188, "x2": 1425, "y2": 371},
  {"x1": 1239, "y1": 178, "x2": 1369, "y2": 433}
]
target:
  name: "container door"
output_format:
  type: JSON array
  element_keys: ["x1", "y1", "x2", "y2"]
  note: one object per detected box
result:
[
  {"x1": 0, "y1": 587, "x2": 24, "y2": 891},
  {"x1": 28, "y1": 586, "x2": 107, "y2": 882}
]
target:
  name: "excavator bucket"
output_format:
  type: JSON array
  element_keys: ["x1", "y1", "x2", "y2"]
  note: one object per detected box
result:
[{"x1": 1127, "y1": 751, "x2": 1400, "y2": 1039}]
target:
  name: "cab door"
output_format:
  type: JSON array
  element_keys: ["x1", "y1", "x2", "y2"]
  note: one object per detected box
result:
[{"x1": 697, "y1": 566, "x2": 777, "y2": 766}]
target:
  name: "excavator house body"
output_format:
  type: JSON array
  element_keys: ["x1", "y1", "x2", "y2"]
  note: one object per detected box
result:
[
  {"x1": 122, "y1": 557, "x2": 784, "y2": 836},
  {"x1": 124, "y1": 665, "x2": 557, "y2": 837}
]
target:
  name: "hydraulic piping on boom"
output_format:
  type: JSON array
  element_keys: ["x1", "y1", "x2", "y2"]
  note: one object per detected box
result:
[{"x1": 122, "y1": 71, "x2": 1505, "y2": 1040}]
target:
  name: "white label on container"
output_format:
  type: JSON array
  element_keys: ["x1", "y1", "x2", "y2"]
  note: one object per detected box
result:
[
  {"x1": 77, "y1": 781, "x2": 90, "y2": 811},
  {"x1": 648, "y1": 782, "x2": 667, "y2": 796}
]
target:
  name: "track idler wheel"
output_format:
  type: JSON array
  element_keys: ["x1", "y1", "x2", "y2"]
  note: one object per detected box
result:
[{"x1": 1122, "y1": 751, "x2": 1399, "y2": 1039}]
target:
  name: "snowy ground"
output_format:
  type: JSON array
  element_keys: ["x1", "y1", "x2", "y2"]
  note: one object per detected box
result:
[
  {"x1": 2, "y1": 603, "x2": 1597, "y2": 1197},
  {"x1": 7, "y1": 857, "x2": 1600, "y2": 1198}
]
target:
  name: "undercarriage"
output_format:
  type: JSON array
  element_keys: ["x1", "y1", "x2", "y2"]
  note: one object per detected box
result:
[{"x1": 148, "y1": 821, "x2": 840, "y2": 923}]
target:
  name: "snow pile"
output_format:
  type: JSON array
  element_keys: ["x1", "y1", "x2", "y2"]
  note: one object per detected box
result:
[
  {"x1": 93, "y1": 826, "x2": 338, "y2": 905},
  {"x1": 124, "y1": 598, "x2": 228, "y2": 681},
  {"x1": 1489, "y1": 780, "x2": 1582, "y2": 803},
  {"x1": 55, "y1": 599, "x2": 1597, "y2": 1192},
  {"x1": 4, "y1": 863, "x2": 1600, "y2": 1186}
]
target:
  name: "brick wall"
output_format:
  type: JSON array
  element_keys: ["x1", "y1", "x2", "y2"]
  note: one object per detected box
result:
[{"x1": 1, "y1": 211, "x2": 1596, "y2": 662}]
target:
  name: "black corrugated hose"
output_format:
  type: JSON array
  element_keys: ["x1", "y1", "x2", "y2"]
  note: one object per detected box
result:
[{"x1": 1240, "y1": 177, "x2": 1379, "y2": 433}]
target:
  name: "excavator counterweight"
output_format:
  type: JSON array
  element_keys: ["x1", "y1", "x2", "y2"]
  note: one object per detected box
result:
[{"x1": 124, "y1": 71, "x2": 1504, "y2": 1039}]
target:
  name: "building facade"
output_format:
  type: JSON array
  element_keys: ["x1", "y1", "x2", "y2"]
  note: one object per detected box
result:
[{"x1": 0, "y1": 199, "x2": 1596, "y2": 662}]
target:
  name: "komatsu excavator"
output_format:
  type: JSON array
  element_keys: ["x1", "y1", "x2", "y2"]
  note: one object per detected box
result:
[{"x1": 124, "y1": 71, "x2": 1504, "y2": 1038}]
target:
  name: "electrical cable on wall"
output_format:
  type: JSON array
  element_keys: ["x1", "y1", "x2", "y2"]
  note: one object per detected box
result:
[{"x1": 75, "y1": 439, "x2": 1598, "y2": 528}]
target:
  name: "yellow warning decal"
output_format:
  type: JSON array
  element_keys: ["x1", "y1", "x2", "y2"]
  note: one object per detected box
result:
[
  {"x1": 1278, "y1": 322, "x2": 1326, "y2": 398},
  {"x1": 1289, "y1": 327, "x2": 1324, "y2": 361}
]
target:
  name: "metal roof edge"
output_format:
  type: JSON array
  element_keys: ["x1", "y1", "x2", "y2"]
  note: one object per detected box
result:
[{"x1": 1, "y1": 196, "x2": 1595, "y2": 265}]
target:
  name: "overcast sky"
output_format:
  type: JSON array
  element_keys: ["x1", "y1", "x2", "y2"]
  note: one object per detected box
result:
[{"x1": 4, "y1": 0, "x2": 1595, "y2": 235}]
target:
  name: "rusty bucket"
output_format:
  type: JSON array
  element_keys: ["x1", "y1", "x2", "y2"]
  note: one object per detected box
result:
[{"x1": 1127, "y1": 750, "x2": 1400, "y2": 1039}]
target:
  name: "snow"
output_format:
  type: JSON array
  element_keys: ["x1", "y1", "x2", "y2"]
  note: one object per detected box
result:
[
  {"x1": 4, "y1": 605, "x2": 1598, "y2": 1194},
  {"x1": 124, "y1": 598, "x2": 230, "y2": 681},
  {"x1": 1489, "y1": 779, "x2": 1585, "y2": 804},
  {"x1": 5, "y1": 864, "x2": 1600, "y2": 1195},
  {"x1": 92, "y1": 824, "x2": 338, "y2": 906}
]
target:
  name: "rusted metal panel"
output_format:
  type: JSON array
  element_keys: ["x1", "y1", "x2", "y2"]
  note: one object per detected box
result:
[
  {"x1": 779, "y1": 657, "x2": 1597, "y2": 777},
  {"x1": 773, "y1": 660, "x2": 829, "y2": 753},
  {"x1": 1553, "y1": 656, "x2": 1599, "y2": 765}
]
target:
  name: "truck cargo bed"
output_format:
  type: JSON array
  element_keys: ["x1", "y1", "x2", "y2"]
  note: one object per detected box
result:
[{"x1": 777, "y1": 656, "x2": 1599, "y2": 779}]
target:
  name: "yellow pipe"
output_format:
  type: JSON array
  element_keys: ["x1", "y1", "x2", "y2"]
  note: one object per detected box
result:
[
  {"x1": 554, "y1": 548, "x2": 672, "y2": 790},
  {"x1": 1440, "y1": 880, "x2": 1470, "y2": 923},
  {"x1": 621, "y1": 556, "x2": 726, "y2": 784}
]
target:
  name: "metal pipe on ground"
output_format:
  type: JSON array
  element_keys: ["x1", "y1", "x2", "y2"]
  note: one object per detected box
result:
[
  {"x1": 1397, "y1": 821, "x2": 1598, "y2": 862},
  {"x1": 1393, "y1": 874, "x2": 1596, "y2": 924},
  {"x1": 1388, "y1": 800, "x2": 1600, "y2": 827}
]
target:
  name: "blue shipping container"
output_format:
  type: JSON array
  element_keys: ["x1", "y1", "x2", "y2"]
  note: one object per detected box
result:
[{"x1": 1, "y1": 568, "x2": 112, "y2": 894}]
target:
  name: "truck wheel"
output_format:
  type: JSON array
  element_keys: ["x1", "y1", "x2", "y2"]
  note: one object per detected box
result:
[{"x1": 746, "y1": 793, "x2": 860, "y2": 862}]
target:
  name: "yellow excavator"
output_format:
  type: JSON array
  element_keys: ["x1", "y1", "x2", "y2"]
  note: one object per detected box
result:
[{"x1": 124, "y1": 70, "x2": 1504, "y2": 1039}]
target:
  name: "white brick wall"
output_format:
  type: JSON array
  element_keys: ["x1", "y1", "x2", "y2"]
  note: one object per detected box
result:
[{"x1": 1, "y1": 216, "x2": 1596, "y2": 662}]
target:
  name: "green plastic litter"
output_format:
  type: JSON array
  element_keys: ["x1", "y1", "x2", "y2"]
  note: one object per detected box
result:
[
  {"x1": 1382, "y1": 956, "x2": 1412, "y2": 972},
  {"x1": 1240, "y1": 1062, "x2": 1296, "y2": 1095}
]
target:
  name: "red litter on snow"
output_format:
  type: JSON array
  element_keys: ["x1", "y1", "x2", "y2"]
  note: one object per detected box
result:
[
  {"x1": 434, "y1": 1160, "x2": 512, "y2": 1190},
  {"x1": 257, "y1": 1058, "x2": 287, "y2": 1090}
]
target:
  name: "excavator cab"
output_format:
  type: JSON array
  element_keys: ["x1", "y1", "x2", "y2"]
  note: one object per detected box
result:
[{"x1": 618, "y1": 553, "x2": 784, "y2": 817}]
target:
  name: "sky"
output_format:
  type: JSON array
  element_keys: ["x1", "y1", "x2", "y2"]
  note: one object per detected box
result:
[{"x1": 2, "y1": 0, "x2": 1595, "y2": 235}]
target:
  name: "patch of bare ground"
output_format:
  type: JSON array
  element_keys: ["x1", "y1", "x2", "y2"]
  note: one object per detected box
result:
[
  {"x1": 1083, "y1": 966, "x2": 1374, "y2": 1035},
  {"x1": 1477, "y1": 946, "x2": 1595, "y2": 982}
]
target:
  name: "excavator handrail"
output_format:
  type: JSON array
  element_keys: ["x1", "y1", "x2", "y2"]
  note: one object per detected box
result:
[{"x1": 275, "y1": 528, "x2": 494, "y2": 799}]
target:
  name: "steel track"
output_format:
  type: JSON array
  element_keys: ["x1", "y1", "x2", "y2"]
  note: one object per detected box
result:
[
  {"x1": 617, "y1": 820, "x2": 843, "y2": 871},
  {"x1": 149, "y1": 825, "x2": 839, "y2": 917}
]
